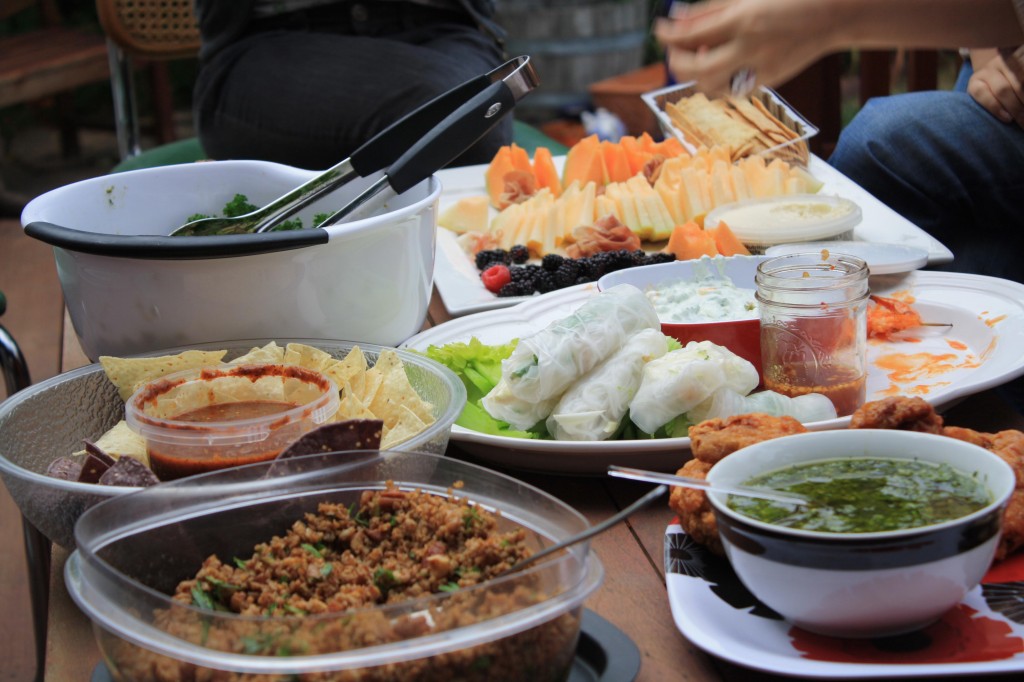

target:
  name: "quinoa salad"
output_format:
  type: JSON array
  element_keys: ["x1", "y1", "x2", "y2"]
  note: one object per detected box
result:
[{"x1": 107, "y1": 483, "x2": 583, "y2": 681}]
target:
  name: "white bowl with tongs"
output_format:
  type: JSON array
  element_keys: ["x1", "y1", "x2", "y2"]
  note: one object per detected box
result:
[{"x1": 21, "y1": 56, "x2": 537, "y2": 360}]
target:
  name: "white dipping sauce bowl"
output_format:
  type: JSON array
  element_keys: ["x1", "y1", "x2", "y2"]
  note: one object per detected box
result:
[{"x1": 705, "y1": 429, "x2": 1015, "y2": 638}]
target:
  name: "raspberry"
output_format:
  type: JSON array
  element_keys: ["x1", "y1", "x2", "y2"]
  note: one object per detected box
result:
[{"x1": 480, "y1": 264, "x2": 512, "y2": 293}]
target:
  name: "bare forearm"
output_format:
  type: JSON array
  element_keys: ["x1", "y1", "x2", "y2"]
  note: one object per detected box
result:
[{"x1": 818, "y1": 0, "x2": 1023, "y2": 51}]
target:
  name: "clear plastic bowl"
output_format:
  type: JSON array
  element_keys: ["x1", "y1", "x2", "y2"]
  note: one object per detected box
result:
[
  {"x1": 0, "y1": 339, "x2": 466, "y2": 549},
  {"x1": 66, "y1": 450, "x2": 604, "y2": 680},
  {"x1": 125, "y1": 363, "x2": 341, "y2": 480}
]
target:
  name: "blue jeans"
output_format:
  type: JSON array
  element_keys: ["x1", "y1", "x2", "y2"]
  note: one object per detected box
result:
[
  {"x1": 194, "y1": 2, "x2": 511, "y2": 170},
  {"x1": 829, "y1": 62, "x2": 1024, "y2": 283}
]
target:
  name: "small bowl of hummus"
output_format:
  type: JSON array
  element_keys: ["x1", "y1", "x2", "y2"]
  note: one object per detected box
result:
[
  {"x1": 705, "y1": 194, "x2": 861, "y2": 254},
  {"x1": 598, "y1": 255, "x2": 769, "y2": 379}
]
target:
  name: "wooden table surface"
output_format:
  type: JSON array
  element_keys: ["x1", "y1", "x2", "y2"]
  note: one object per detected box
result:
[{"x1": 43, "y1": 292, "x2": 1024, "y2": 681}]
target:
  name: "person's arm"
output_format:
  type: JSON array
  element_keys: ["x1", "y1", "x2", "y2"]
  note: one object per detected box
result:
[
  {"x1": 656, "y1": 0, "x2": 1024, "y2": 92},
  {"x1": 968, "y1": 47, "x2": 1024, "y2": 128}
]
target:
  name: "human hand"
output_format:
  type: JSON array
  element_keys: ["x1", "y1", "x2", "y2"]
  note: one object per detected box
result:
[
  {"x1": 967, "y1": 48, "x2": 1024, "y2": 128},
  {"x1": 653, "y1": 0, "x2": 831, "y2": 93}
]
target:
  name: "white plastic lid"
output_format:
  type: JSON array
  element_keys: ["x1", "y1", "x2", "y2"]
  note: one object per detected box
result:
[
  {"x1": 705, "y1": 194, "x2": 862, "y2": 248},
  {"x1": 765, "y1": 241, "x2": 930, "y2": 275}
]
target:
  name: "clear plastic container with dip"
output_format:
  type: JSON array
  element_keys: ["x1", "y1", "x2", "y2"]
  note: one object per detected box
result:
[
  {"x1": 125, "y1": 364, "x2": 340, "y2": 480},
  {"x1": 755, "y1": 252, "x2": 869, "y2": 417}
]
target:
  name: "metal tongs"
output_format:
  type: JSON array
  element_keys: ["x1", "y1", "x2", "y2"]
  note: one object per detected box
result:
[{"x1": 171, "y1": 56, "x2": 538, "y2": 236}]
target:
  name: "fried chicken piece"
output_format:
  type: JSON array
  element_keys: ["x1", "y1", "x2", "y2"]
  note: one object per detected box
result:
[
  {"x1": 943, "y1": 426, "x2": 1024, "y2": 560},
  {"x1": 849, "y1": 396, "x2": 944, "y2": 433},
  {"x1": 668, "y1": 459, "x2": 724, "y2": 555},
  {"x1": 690, "y1": 413, "x2": 808, "y2": 465}
]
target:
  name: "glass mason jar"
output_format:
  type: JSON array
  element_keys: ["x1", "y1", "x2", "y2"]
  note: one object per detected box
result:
[{"x1": 755, "y1": 251, "x2": 870, "y2": 417}]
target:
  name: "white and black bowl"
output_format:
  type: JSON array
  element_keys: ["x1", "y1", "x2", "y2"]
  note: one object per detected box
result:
[{"x1": 705, "y1": 429, "x2": 1015, "y2": 638}]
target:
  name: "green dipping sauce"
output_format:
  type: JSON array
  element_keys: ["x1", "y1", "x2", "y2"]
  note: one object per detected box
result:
[{"x1": 728, "y1": 457, "x2": 991, "y2": 533}]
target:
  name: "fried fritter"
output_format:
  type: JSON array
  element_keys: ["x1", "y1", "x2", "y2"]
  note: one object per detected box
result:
[
  {"x1": 849, "y1": 396, "x2": 943, "y2": 433},
  {"x1": 668, "y1": 459, "x2": 724, "y2": 555},
  {"x1": 943, "y1": 425, "x2": 1024, "y2": 560},
  {"x1": 690, "y1": 413, "x2": 808, "y2": 465},
  {"x1": 672, "y1": 413, "x2": 807, "y2": 555}
]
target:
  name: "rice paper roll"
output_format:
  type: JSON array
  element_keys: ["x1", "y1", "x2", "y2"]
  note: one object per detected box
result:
[
  {"x1": 687, "y1": 388, "x2": 838, "y2": 425},
  {"x1": 546, "y1": 329, "x2": 669, "y2": 441},
  {"x1": 629, "y1": 340, "x2": 759, "y2": 435},
  {"x1": 480, "y1": 378, "x2": 558, "y2": 431},
  {"x1": 498, "y1": 284, "x2": 660, "y2": 403}
]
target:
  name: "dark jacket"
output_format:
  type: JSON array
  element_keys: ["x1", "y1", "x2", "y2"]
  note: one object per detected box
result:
[{"x1": 194, "y1": 0, "x2": 506, "y2": 62}]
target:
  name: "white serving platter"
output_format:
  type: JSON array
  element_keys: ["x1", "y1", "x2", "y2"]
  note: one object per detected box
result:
[{"x1": 433, "y1": 156, "x2": 954, "y2": 317}]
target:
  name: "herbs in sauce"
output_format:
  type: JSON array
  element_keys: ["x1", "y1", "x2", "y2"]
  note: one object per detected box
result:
[{"x1": 728, "y1": 457, "x2": 991, "y2": 533}]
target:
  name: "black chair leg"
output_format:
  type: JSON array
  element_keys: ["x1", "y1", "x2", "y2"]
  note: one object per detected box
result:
[{"x1": 2, "y1": 312, "x2": 48, "y2": 682}]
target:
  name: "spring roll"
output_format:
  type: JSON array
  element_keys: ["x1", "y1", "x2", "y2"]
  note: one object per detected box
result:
[
  {"x1": 546, "y1": 329, "x2": 670, "y2": 441},
  {"x1": 628, "y1": 340, "x2": 759, "y2": 435},
  {"x1": 687, "y1": 388, "x2": 838, "y2": 425},
  {"x1": 480, "y1": 378, "x2": 558, "y2": 431},
  {"x1": 496, "y1": 284, "x2": 660, "y2": 403}
]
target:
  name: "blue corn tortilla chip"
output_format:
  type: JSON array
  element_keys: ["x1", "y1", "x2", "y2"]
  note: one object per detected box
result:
[
  {"x1": 78, "y1": 452, "x2": 113, "y2": 484},
  {"x1": 46, "y1": 457, "x2": 82, "y2": 481},
  {"x1": 98, "y1": 456, "x2": 160, "y2": 487},
  {"x1": 277, "y1": 419, "x2": 384, "y2": 459}
]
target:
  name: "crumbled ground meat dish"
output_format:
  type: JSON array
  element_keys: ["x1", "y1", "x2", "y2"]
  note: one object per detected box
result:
[{"x1": 107, "y1": 483, "x2": 582, "y2": 681}]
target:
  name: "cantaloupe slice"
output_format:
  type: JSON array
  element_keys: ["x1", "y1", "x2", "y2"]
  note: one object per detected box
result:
[
  {"x1": 602, "y1": 140, "x2": 633, "y2": 184},
  {"x1": 562, "y1": 135, "x2": 605, "y2": 189},
  {"x1": 619, "y1": 135, "x2": 648, "y2": 177},
  {"x1": 654, "y1": 136, "x2": 687, "y2": 158},
  {"x1": 438, "y1": 195, "x2": 490, "y2": 233},
  {"x1": 532, "y1": 146, "x2": 562, "y2": 196},
  {"x1": 663, "y1": 222, "x2": 719, "y2": 260},
  {"x1": 485, "y1": 146, "x2": 517, "y2": 209},
  {"x1": 509, "y1": 143, "x2": 533, "y2": 174},
  {"x1": 707, "y1": 221, "x2": 751, "y2": 256}
]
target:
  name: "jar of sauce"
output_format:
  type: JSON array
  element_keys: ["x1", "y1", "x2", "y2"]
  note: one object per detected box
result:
[
  {"x1": 126, "y1": 363, "x2": 339, "y2": 480},
  {"x1": 755, "y1": 251, "x2": 869, "y2": 417}
]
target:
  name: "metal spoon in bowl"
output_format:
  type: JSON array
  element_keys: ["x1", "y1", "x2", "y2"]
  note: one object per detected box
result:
[
  {"x1": 607, "y1": 465, "x2": 808, "y2": 505},
  {"x1": 496, "y1": 484, "x2": 669, "y2": 578},
  {"x1": 170, "y1": 55, "x2": 537, "y2": 237}
]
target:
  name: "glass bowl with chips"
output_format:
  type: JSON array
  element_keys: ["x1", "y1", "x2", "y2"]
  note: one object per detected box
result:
[
  {"x1": 66, "y1": 449, "x2": 604, "y2": 681},
  {"x1": 0, "y1": 339, "x2": 466, "y2": 548},
  {"x1": 642, "y1": 82, "x2": 818, "y2": 167}
]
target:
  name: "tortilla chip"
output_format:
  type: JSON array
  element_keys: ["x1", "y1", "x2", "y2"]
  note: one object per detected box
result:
[
  {"x1": 230, "y1": 341, "x2": 285, "y2": 365},
  {"x1": 283, "y1": 343, "x2": 337, "y2": 374},
  {"x1": 98, "y1": 456, "x2": 159, "y2": 487},
  {"x1": 333, "y1": 381, "x2": 376, "y2": 421},
  {"x1": 77, "y1": 452, "x2": 112, "y2": 484},
  {"x1": 325, "y1": 347, "x2": 369, "y2": 396},
  {"x1": 90, "y1": 420, "x2": 149, "y2": 466},
  {"x1": 381, "y1": 405, "x2": 429, "y2": 449},
  {"x1": 46, "y1": 457, "x2": 82, "y2": 481},
  {"x1": 101, "y1": 350, "x2": 227, "y2": 401},
  {"x1": 277, "y1": 419, "x2": 384, "y2": 459},
  {"x1": 367, "y1": 350, "x2": 435, "y2": 426}
]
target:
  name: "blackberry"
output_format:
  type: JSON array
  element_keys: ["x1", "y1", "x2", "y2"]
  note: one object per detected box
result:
[
  {"x1": 643, "y1": 252, "x2": 676, "y2": 266},
  {"x1": 497, "y1": 281, "x2": 531, "y2": 297},
  {"x1": 541, "y1": 253, "x2": 565, "y2": 272},
  {"x1": 553, "y1": 262, "x2": 579, "y2": 288},
  {"x1": 509, "y1": 244, "x2": 530, "y2": 264},
  {"x1": 510, "y1": 266, "x2": 532, "y2": 282},
  {"x1": 630, "y1": 249, "x2": 648, "y2": 265},
  {"x1": 475, "y1": 248, "x2": 509, "y2": 270},
  {"x1": 533, "y1": 270, "x2": 557, "y2": 293}
]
